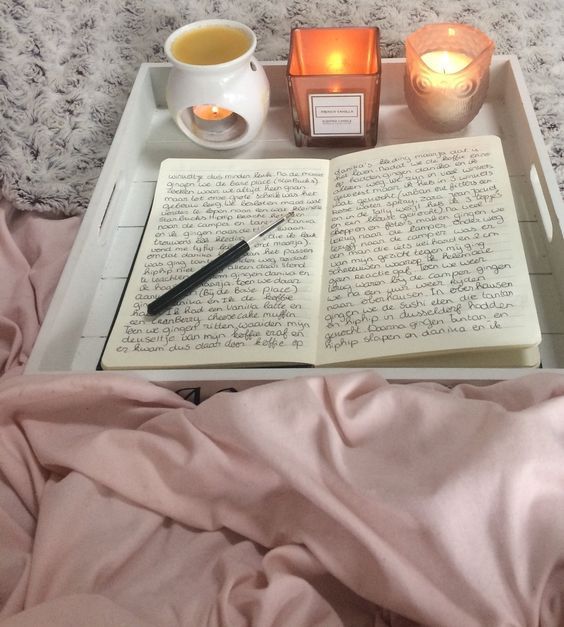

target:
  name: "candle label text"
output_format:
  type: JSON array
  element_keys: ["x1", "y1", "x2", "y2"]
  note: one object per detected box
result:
[{"x1": 309, "y1": 93, "x2": 364, "y2": 136}]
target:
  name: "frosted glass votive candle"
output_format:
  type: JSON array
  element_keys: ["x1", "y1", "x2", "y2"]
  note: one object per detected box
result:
[{"x1": 404, "y1": 23, "x2": 494, "y2": 132}]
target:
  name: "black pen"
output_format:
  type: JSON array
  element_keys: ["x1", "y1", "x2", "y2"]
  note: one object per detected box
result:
[{"x1": 146, "y1": 210, "x2": 295, "y2": 316}]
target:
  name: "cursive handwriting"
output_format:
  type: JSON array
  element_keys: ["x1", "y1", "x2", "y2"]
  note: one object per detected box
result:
[
  {"x1": 109, "y1": 160, "x2": 329, "y2": 365},
  {"x1": 322, "y1": 142, "x2": 530, "y2": 359}
]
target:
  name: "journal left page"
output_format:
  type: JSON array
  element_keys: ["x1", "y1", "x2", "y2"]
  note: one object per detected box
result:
[{"x1": 101, "y1": 158, "x2": 330, "y2": 369}]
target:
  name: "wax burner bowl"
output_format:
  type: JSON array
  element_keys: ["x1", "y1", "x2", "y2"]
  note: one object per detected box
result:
[
  {"x1": 404, "y1": 23, "x2": 494, "y2": 133},
  {"x1": 164, "y1": 19, "x2": 270, "y2": 150}
]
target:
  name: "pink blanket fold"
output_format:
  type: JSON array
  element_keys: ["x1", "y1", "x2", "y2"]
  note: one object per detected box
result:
[
  {"x1": 0, "y1": 198, "x2": 80, "y2": 377},
  {"x1": 1, "y1": 370, "x2": 564, "y2": 626}
]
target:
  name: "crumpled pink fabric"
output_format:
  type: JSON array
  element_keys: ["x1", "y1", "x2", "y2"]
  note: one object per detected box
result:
[
  {"x1": 0, "y1": 198, "x2": 80, "y2": 376},
  {"x1": 1, "y1": 370, "x2": 564, "y2": 626}
]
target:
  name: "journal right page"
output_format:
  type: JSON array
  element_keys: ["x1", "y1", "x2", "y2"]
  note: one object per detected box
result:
[{"x1": 315, "y1": 135, "x2": 541, "y2": 367}]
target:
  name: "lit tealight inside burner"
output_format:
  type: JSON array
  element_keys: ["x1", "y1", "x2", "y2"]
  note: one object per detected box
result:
[
  {"x1": 192, "y1": 104, "x2": 236, "y2": 132},
  {"x1": 186, "y1": 103, "x2": 246, "y2": 143}
]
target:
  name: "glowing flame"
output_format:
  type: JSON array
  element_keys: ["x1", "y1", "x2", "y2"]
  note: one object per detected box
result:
[{"x1": 326, "y1": 51, "x2": 345, "y2": 73}]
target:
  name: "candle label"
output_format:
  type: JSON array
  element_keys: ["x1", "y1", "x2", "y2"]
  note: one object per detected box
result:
[{"x1": 308, "y1": 93, "x2": 364, "y2": 137}]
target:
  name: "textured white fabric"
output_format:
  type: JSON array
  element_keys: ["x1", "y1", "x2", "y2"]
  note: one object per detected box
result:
[{"x1": 0, "y1": 0, "x2": 563, "y2": 215}]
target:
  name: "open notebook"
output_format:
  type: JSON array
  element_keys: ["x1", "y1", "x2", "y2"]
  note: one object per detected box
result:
[{"x1": 101, "y1": 135, "x2": 541, "y2": 370}]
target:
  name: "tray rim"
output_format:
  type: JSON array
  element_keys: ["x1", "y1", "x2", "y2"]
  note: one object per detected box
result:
[{"x1": 26, "y1": 55, "x2": 564, "y2": 387}]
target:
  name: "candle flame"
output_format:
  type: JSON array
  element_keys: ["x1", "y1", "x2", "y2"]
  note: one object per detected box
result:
[
  {"x1": 192, "y1": 104, "x2": 233, "y2": 121},
  {"x1": 439, "y1": 51, "x2": 450, "y2": 74},
  {"x1": 421, "y1": 51, "x2": 472, "y2": 75},
  {"x1": 326, "y1": 51, "x2": 345, "y2": 73}
]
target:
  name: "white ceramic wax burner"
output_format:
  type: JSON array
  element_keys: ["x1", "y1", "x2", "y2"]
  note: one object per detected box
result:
[{"x1": 164, "y1": 19, "x2": 270, "y2": 150}]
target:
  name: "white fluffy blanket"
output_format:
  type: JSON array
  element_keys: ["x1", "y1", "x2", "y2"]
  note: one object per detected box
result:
[{"x1": 1, "y1": 0, "x2": 563, "y2": 215}]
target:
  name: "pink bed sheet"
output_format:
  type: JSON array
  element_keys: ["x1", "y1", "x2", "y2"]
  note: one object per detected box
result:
[
  {"x1": 1, "y1": 370, "x2": 564, "y2": 626},
  {"x1": 0, "y1": 197, "x2": 80, "y2": 377}
]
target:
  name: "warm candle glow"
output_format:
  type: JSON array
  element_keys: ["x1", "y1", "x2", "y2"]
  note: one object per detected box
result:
[
  {"x1": 326, "y1": 51, "x2": 346, "y2": 73},
  {"x1": 191, "y1": 104, "x2": 237, "y2": 137},
  {"x1": 421, "y1": 51, "x2": 472, "y2": 74},
  {"x1": 287, "y1": 26, "x2": 381, "y2": 147},
  {"x1": 192, "y1": 104, "x2": 233, "y2": 121},
  {"x1": 404, "y1": 23, "x2": 494, "y2": 132},
  {"x1": 288, "y1": 27, "x2": 379, "y2": 76}
]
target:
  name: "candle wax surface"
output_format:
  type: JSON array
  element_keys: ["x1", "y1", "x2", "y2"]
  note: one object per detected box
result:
[
  {"x1": 192, "y1": 105, "x2": 233, "y2": 121},
  {"x1": 420, "y1": 51, "x2": 473, "y2": 74}
]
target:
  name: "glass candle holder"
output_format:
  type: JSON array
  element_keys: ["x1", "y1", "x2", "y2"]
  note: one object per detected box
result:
[
  {"x1": 404, "y1": 23, "x2": 494, "y2": 133},
  {"x1": 286, "y1": 27, "x2": 381, "y2": 148}
]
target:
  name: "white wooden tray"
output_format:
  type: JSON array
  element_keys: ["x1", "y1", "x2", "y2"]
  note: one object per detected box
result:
[{"x1": 26, "y1": 57, "x2": 564, "y2": 395}]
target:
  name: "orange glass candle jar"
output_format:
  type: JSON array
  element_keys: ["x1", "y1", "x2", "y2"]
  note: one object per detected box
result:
[
  {"x1": 404, "y1": 23, "x2": 494, "y2": 132},
  {"x1": 286, "y1": 27, "x2": 381, "y2": 147}
]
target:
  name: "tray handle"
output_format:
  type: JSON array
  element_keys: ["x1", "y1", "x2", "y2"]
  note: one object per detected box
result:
[
  {"x1": 530, "y1": 163, "x2": 554, "y2": 242},
  {"x1": 98, "y1": 171, "x2": 125, "y2": 243}
]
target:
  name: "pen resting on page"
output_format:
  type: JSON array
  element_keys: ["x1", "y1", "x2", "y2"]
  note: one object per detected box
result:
[{"x1": 146, "y1": 210, "x2": 295, "y2": 317}]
